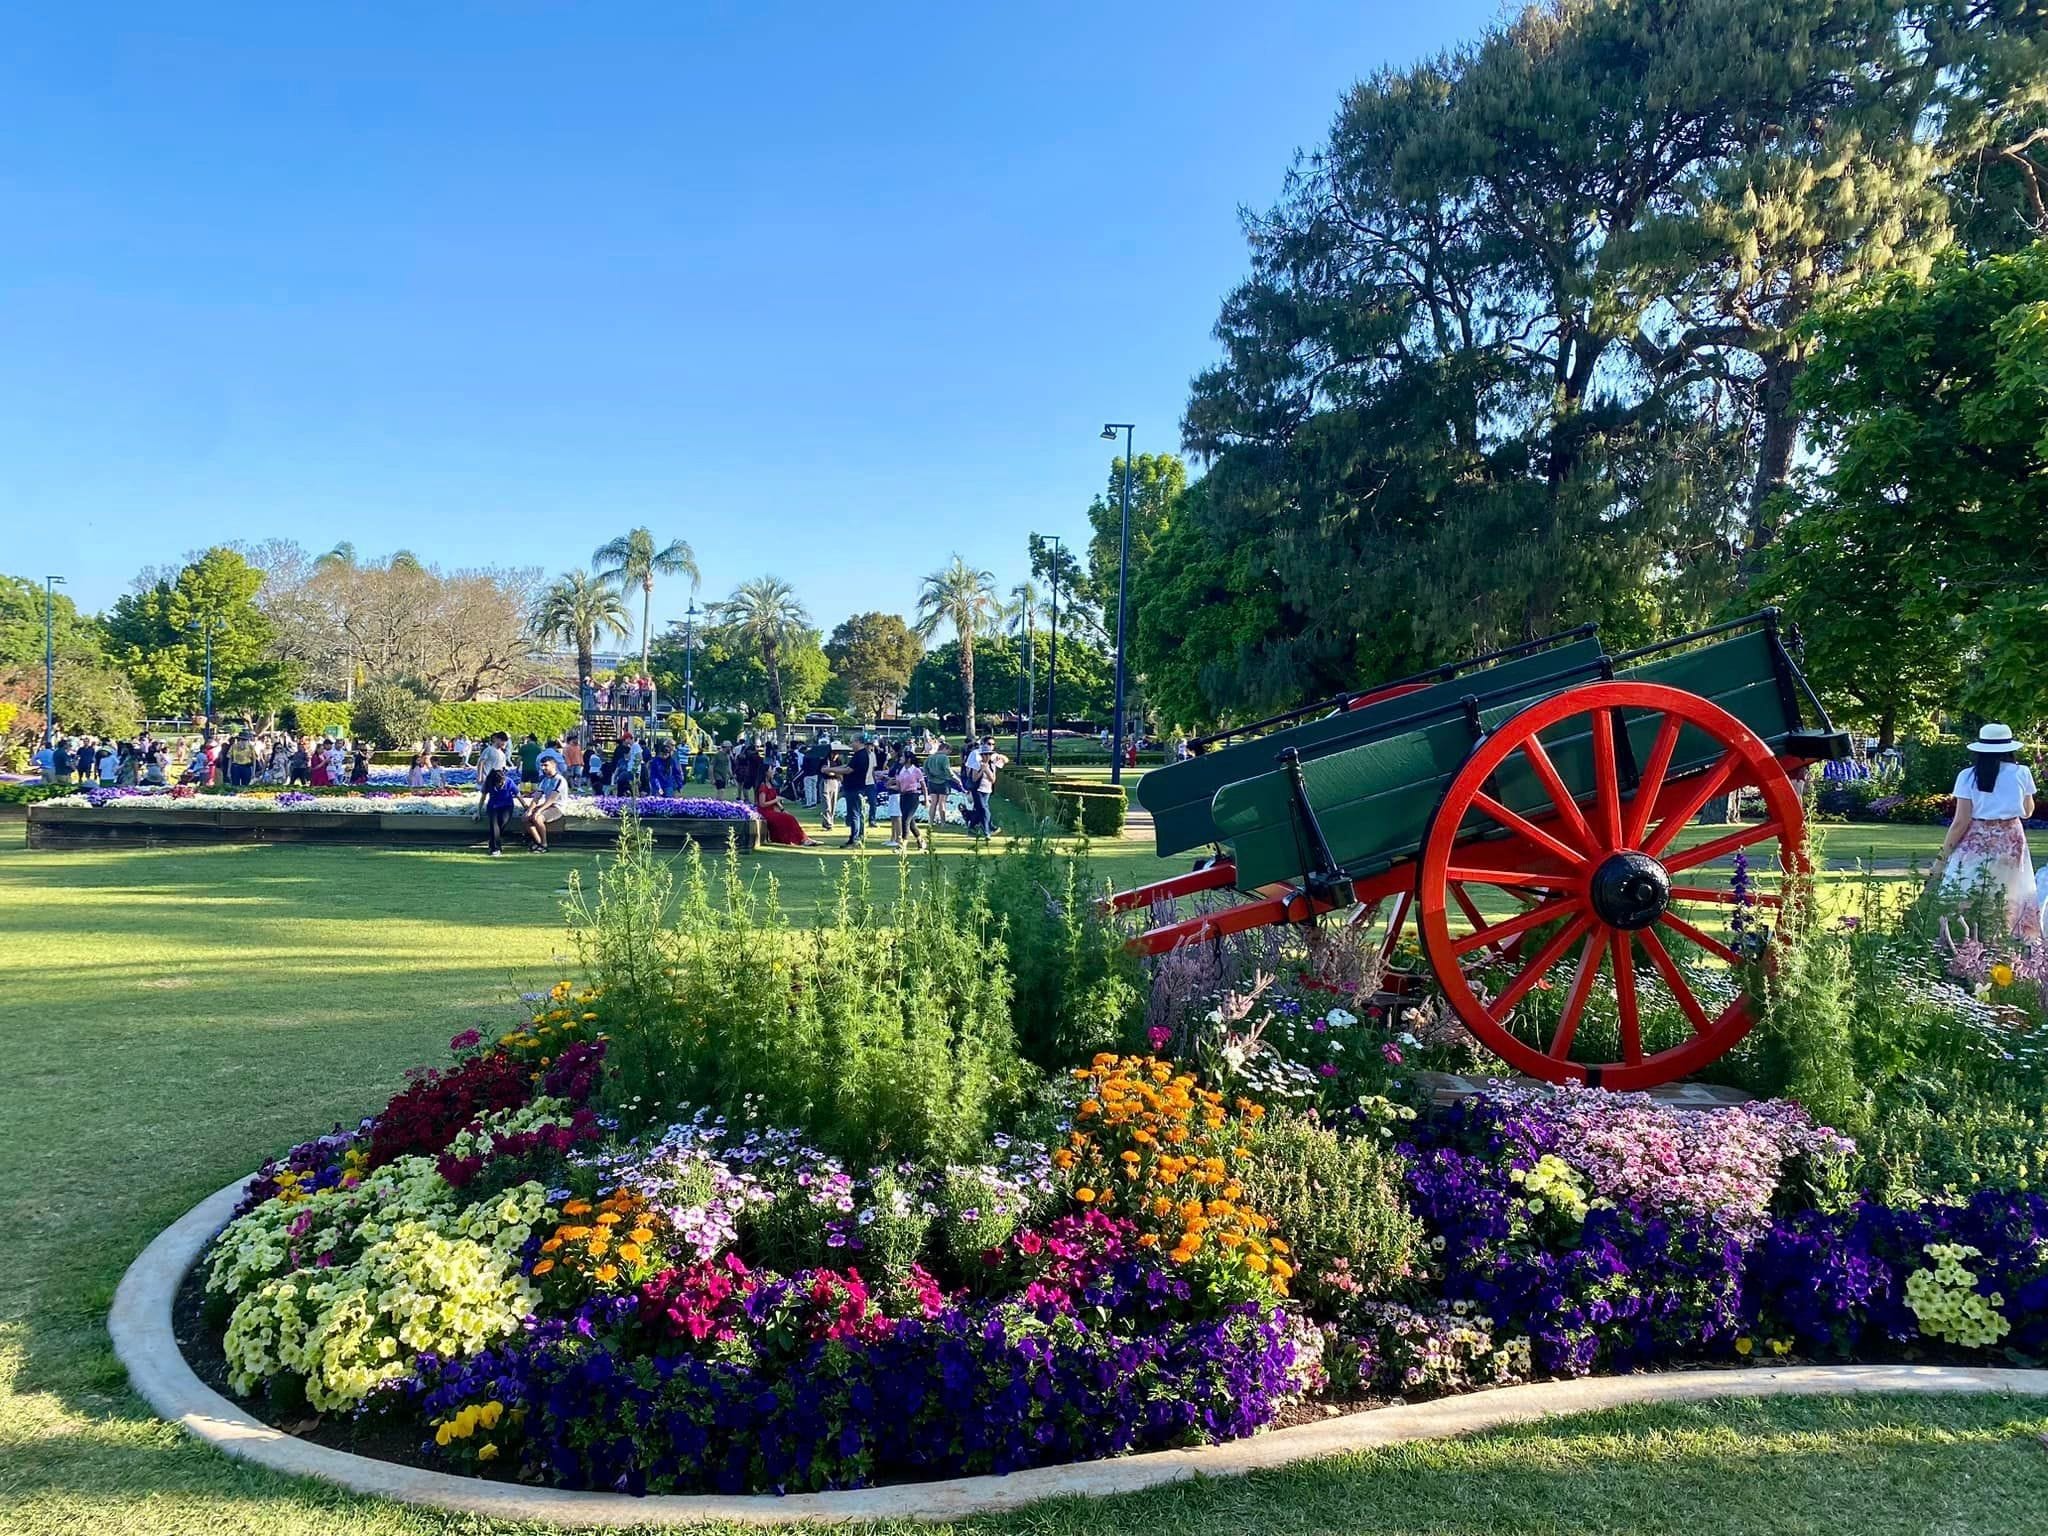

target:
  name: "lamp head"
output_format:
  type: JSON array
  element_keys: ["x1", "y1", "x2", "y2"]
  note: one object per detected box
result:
[{"x1": 1101, "y1": 425, "x2": 1117, "y2": 440}]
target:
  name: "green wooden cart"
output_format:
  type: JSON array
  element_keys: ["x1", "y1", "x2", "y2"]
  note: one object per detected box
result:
[{"x1": 1108, "y1": 611, "x2": 1848, "y2": 1090}]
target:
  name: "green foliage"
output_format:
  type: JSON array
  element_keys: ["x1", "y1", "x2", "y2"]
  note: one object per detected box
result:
[
  {"x1": 1748, "y1": 853, "x2": 1871, "y2": 1140},
  {"x1": 569, "y1": 827, "x2": 1026, "y2": 1161},
  {"x1": 103, "y1": 548, "x2": 297, "y2": 717},
  {"x1": 349, "y1": 680, "x2": 436, "y2": 749},
  {"x1": 913, "y1": 558, "x2": 1000, "y2": 732},
  {"x1": 0, "y1": 575, "x2": 104, "y2": 672},
  {"x1": 1154, "y1": 0, "x2": 2035, "y2": 725},
  {"x1": 292, "y1": 702, "x2": 353, "y2": 737},
  {"x1": 428, "y1": 701, "x2": 582, "y2": 742},
  {"x1": 911, "y1": 632, "x2": 1113, "y2": 725},
  {"x1": 824, "y1": 611, "x2": 924, "y2": 718},
  {"x1": 1237, "y1": 1113, "x2": 1423, "y2": 1309},
  {"x1": 1858, "y1": 1083, "x2": 2048, "y2": 1204},
  {"x1": 592, "y1": 527, "x2": 697, "y2": 675},
  {"x1": 1767, "y1": 245, "x2": 2048, "y2": 739},
  {"x1": 562, "y1": 815, "x2": 684, "y2": 1121},
  {"x1": 283, "y1": 700, "x2": 584, "y2": 742},
  {"x1": 1084, "y1": 451, "x2": 1187, "y2": 617},
  {"x1": 710, "y1": 577, "x2": 816, "y2": 727},
  {"x1": 952, "y1": 833, "x2": 1142, "y2": 1070},
  {"x1": 532, "y1": 569, "x2": 631, "y2": 690}
]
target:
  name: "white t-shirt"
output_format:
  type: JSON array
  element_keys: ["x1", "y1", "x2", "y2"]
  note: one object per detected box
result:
[{"x1": 1954, "y1": 762, "x2": 2037, "y2": 822}]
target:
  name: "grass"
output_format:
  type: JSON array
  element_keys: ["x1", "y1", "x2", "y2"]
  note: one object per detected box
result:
[{"x1": 2, "y1": 817, "x2": 2045, "y2": 1535}]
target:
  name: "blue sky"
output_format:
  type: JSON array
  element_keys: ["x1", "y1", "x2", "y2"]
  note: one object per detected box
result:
[{"x1": 0, "y1": 2, "x2": 1492, "y2": 644}]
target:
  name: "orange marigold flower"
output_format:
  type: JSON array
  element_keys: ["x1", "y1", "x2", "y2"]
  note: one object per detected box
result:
[
  {"x1": 531, "y1": 1259, "x2": 556, "y2": 1276},
  {"x1": 1075, "y1": 1187, "x2": 1097, "y2": 1204}
]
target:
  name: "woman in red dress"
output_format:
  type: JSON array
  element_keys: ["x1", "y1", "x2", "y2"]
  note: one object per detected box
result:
[{"x1": 754, "y1": 781, "x2": 810, "y2": 846}]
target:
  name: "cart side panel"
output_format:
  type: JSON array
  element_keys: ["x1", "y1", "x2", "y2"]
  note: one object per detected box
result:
[
  {"x1": 1213, "y1": 714, "x2": 1489, "y2": 890},
  {"x1": 1139, "y1": 638, "x2": 1605, "y2": 858}
]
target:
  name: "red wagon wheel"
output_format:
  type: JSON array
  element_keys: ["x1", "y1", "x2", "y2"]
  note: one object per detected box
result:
[{"x1": 1415, "y1": 681, "x2": 1805, "y2": 1090}]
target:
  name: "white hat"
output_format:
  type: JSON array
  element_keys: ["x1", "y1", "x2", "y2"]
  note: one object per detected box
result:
[{"x1": 1968, "y1": 723, "x2": 2019, "y2": 753}]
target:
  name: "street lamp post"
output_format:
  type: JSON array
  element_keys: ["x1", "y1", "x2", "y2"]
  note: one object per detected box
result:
[
  {"x1": 682, "y1": 600, "x2": 700, "y2": 725},
  {"x1": 1016, "y1": 612, "x2": 1034, "y2": 764},
  {"x1": 1041, "y1": 535, "x2": 1063, "y2": 769},
  {"x1": 188, "y1": 614, "x2": 225, "y2": 727},
  {"x1": 1101, "y1": 423, "x2": 1136, "y2": 785},
  {"x1": 43, "y1": 575, "x2": 65, "y2": 745}
]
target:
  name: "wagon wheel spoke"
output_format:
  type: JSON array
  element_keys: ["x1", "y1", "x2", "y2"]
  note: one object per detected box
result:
[
  {"x1": 1446, "y1": 865, "x2": 1578, "y2": 894},
  {"x1": 1591, "y1": 708, "x2": 1624, "y2": 850},
  {"x1": 1490, "y1": 912, "x2": 1595, "y2": 1020},
  {"x1": 1623, "y1": 712, "x2": 1682, "y2": 848},
  {"x1": 1640, "y1": 750, "x2": 1740, "y2": 859},
  {"x1": 1637, "y1": 925, "x2": 1713, "y2": 1036},
  {"x1": 1548, "y1": 931, "x2": 1606, "y2": 1060},
  {"x1": 1658, "y1": 910, "x2": 1741, "y2": 967},
  {"x1": 1450, "y1": 895, "x2": 1580, "y2": 957},
  {"x1": 1517, "y1": 732, "x2": 1600, "y2": 856},
  {"x1": 1610, "y1": 930, "x2": 1642, "y2": 1063},
  {"x1": 1667, "y1": 884, "x2": 1782, "y2": 910},
  {"x1": 1449, "y1": 880, "x2": 1489, "y2": 932},
  {"x1": 1662, "y1": 819, "x2": 1786, "y2": 876},
  {"x1": 1470, "y1": 791, "x2": 1590, "y2": 869}
]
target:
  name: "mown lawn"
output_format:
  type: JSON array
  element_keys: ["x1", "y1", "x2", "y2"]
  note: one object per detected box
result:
[{"x1": 2, "y1": 817, "x2": 2045, "y2": 1536}]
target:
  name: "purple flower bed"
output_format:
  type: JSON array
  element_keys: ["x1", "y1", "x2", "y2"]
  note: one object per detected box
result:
[
  {"x1": 404, "y1": 1250, "x2": 1314, "y2": 1494},
  {"x1": 1400, "y1": 1092, "x2": 2048, "y2": 1377},
  {"x1": 591, "y1": 796, "x2": 756, "y2": 821}
]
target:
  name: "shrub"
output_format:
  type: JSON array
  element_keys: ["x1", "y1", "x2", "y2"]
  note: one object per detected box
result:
[
  {"x1": 954, "y1": 833, "x2": 1143, "y2": 1069},
  {"x1": 561, "y1": 815, "x2": 683, "y2": 1120},
  {"x1": 1236, "y1": 1114, "x2": 1423, "y2": 1307},
  {"x1": 1746, "y1": 842, "x2": 1871, "y2": 1138},
  {"x1": 350, "y1": 680, "x2": 436, "y2": 749},
  {"x1": 570, "y1": 827, "x2": 1026, "y2": 1162},
  {"x1": 293, "y1": 701, "x2": 354, "y2": 737}
]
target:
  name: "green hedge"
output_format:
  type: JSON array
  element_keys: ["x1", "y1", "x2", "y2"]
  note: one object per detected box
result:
[
  {"x1": 992, "y1": 768, "x2": 1126, "y2": 837},
  {"x1": 282, "y1": 701, "x2": 586, "y2": 742},
  {"x1": 1902, "y1": 734, "x2": 2042, "y2": 799}
]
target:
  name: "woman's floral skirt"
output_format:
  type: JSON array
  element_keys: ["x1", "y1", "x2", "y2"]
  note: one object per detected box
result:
[{"x1": 1943, "y1": 816, "x2": 2042, "y2": 938}]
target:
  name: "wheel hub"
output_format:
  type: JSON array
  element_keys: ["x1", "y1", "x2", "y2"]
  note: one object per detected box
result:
[{"x1": 1588, "y1": 850, "x2": 1671, "y2": 930}]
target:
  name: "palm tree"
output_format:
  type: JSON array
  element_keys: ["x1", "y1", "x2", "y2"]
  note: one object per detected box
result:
[
  {"x1": 593, "y1": 528, "x2": 699, "y2": 680},
  {"x1": 532, "y1": 569, "x2": 631, "y2": 700},
  {"x1": 915, "y1": 557, "x2": 999, "y2": 737},
  {"x1": 713, "y1": 576, "x2": 809, "y2": 731}
]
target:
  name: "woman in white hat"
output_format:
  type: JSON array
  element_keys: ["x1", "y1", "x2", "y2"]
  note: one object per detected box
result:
[{"x1": 1938, "y1": 724, "x2": 2039, "y2": 937}]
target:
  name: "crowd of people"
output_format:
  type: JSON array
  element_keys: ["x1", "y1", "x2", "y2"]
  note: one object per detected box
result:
[
  {"x1": 29, "y1": 717, "x2": 1017, "y2": 857},
  {"x1": 29, "y1": 726, "x2": 377, "y2": 790}
]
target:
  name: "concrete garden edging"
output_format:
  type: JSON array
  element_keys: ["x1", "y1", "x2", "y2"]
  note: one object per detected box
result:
[{"x1": 112, "y1": 1175, "x2": 2048, "y2": 1529}]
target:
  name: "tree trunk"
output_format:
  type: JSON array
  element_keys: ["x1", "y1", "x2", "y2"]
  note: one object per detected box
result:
[
  {"x1": 961, "y1": 630, "x2": 977, "y2": 740},
  {"x1": 1878, "y1": 705, "x2": 1896, "y2": 752},
  {"x1": 766, "y1": 646, "x2": 785, "y2": 733},
  {"x1": 640, "y1": 577, "x2": 653, "y2": 676},
  {"x1": 1744, "y1": 354, "x2": 1803, "y2": 560}
]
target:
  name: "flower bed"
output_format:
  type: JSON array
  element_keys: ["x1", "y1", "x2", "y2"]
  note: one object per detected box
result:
[
  {"x1": 199, "y1": 1032, "x2": 2048, "y2": 1495},
  {"x1": 193, "y1": 890, "x2": 2048, "y2": 1497}
]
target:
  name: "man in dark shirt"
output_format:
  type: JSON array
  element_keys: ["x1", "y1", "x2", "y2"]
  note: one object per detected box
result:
[{"x1": 841, "y1": 735, "x2": 873, "y2": 847}]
